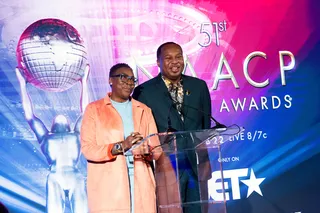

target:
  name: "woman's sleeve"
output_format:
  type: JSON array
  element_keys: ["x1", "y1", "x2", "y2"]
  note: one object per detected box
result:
[
  {"x1": 146, "y1": 108, "x2": 162, "y2": 161},
  {"x1": 80, "y1": 104, "x2": 116, "y2": 162}
]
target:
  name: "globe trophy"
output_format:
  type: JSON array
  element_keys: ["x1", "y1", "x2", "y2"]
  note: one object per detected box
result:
[
  {"x1": 15, "y1": 18, "x2": 89, "y2": 213},
  {"x1": 16, "y1": 18, "x2": 87, "y2": 92}
]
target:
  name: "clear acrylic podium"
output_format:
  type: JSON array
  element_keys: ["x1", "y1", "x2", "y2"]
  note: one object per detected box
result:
[{"x1": 125, "y1": 125, "x2": 243, "y2": 213}]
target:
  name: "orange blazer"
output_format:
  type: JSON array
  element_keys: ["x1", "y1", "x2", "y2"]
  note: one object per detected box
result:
[{"x1": 81, "y1": 93, "x2": 160, "y2": 213}]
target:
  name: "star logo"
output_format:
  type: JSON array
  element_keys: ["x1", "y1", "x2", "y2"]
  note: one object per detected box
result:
[{"x1": 241, "y1": 169, "x2": 265, "y2": 197}]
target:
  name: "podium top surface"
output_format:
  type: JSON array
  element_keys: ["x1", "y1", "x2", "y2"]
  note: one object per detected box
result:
[{"x1": 125, "y1": 125, "x2": 244, "y2": 155}]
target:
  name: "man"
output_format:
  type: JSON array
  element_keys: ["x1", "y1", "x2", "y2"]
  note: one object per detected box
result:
[
  {"x1": 132, "y1": 42, "x2": 212, "y2": 213},
  {"x1": 81, "y1": 63, "x2": 161, "y2": 213},
  {"x1": 15, "y1": 66, "x2": 89, "y2": 213}
]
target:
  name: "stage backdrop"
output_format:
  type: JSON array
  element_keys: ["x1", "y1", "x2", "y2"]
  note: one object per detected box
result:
[{"x1": 0, "y1": 0, "x2": 319, "y2": 212}]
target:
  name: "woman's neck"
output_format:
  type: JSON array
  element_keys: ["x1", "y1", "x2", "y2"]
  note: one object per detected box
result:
[{"x1": 110, "y1": 94, "x2": 129, "y2": 103}]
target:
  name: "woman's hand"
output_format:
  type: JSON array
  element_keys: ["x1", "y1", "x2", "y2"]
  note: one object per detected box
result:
[
  {"x1": 122, "y1": 132, "x2": 143, "y2": 151},
  {"x1": 132, "y1": 140, "x2": 150, "y2": 156}
]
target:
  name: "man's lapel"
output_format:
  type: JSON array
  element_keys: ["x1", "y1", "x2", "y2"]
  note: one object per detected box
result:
[
  {"x1": 154, "y1": 74, "x2": 172, "y2": 108},
  {"x1": 154, "y1": 74, "x2": 184, "y2": 126},
  {"x1": 182, "y1": 75, "x2": 191, "y2": 122}
]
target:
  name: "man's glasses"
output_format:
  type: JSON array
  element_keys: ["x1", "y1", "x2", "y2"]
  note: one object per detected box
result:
[{"x1": 110, "y1": 74, "x2": 138, "y2": 84}]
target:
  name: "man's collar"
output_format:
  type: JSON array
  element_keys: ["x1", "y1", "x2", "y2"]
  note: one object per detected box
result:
[{"x1": 161, "y1": 74, "x2": 183, "y2": 85}]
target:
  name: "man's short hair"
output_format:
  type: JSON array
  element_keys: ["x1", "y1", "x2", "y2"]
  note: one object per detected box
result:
[
  {"x1": 109, "y1": 63, "x2": 132, "y2": 77},
  {"x1": 156, "y1": 42, "x2": 182, "y2": 60}
]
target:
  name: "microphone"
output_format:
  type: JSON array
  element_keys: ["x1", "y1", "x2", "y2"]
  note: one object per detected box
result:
[
  {"x1": 166, "y1": 102, "x2": 178, "y2": 132},
  {"x1": 180, "y1": 90, "x2": 227, "y2": 130},
  {"x1": 164, "y1": 91, "x2": 227, "y2": 132},
  {"x1": 184, "y1": 104, "x2": 227, "y2": 130}
]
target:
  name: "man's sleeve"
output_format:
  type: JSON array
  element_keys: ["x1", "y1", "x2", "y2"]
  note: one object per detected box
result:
[
  {"x1": 80, "y1": 104, "x2": 116, "y2": 162},
  {"x1": 132, "y1": 85, "x2": 148, "y2": 105},
  {"x1": 201, "y1": 80, "x2": 212, "y2": 129}
]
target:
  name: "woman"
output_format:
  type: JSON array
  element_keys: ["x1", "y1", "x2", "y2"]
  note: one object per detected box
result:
[{"x1": 81, "y1": 63, "x2": 161, "y2": 213}]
